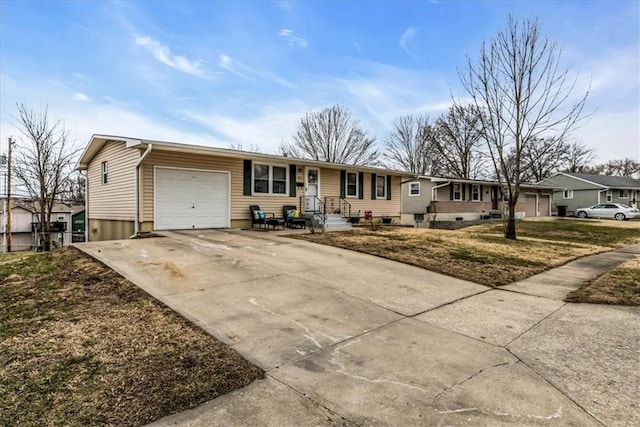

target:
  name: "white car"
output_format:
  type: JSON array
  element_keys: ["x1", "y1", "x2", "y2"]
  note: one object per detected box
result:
[{"x1": 575, "y1": 203, "x2": 640, "y2": 221}]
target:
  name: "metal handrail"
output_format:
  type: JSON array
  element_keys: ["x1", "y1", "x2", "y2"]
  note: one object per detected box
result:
[
  {"x1": 300, "y1": 195, "x2": 326, "y2": 214},
  {"x1": 322, "y1": 195, "x2": 352, "y2": 218}
]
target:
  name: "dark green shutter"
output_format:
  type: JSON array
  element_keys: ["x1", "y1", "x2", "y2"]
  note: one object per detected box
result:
[
  {"x1": 243, "y1": 160, "x2": 252, "y2": 195},
  {"x1": 289, "y1": 165, "x2": 296, "y2": 197},
  {"x1": 386, "y1": 175, "x2": 392, "y2": 200},
  {"x1": 340, "y1": 170, "x2": 346, "y2": 198},
  {"x1": 358, "y1": 172, "x2": 364, "y2": 199},
  {"x1": 371, "y1": 173, "x2": 377, "y2": 200}
]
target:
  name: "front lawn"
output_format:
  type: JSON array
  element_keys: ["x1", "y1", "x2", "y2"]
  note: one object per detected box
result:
[
  {"x1": 566, "y1": 258, "x2": 640, "y2": 306},
  {"x1": 295, "y1": 219, "x2": 640, "y2": 288},
  {"x1": 0, "y1": 247, "x2": 263, "y2": 427}
]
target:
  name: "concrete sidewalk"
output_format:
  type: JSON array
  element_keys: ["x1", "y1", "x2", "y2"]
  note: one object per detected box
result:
[{"x1": 76, "y1": 231, "x2": 639, "y2": 426}]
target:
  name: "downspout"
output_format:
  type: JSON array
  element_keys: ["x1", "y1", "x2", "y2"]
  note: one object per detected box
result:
[
  {"x1": 597, "y1": 189, "x2": 607, "y2": 204},
  {"x1": 82, "y1": 170, "x2": 88, "y2": 243},
  {"x1": 131, "y1": 144, "x2": 153, "y2": 238},
  {"x1": 431, "y1": 181, "x2": 451, "y2": 203}
]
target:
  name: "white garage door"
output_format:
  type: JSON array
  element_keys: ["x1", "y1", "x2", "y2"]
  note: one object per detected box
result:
[
  {"x1": 524, "y1": 194, "x2": 537, "y2": 218},
  {"x1": 155, "y1": 168, "x2": 229, "y2": 230}
]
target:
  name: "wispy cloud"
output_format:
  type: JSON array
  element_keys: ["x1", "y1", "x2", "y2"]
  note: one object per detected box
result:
[
  {"x1": 399, "y1": 27, "x2": 418, "y2": 58},
  {"x1": 218, "y1": 54, "x2": 255, "y2": 81},
  {"x1": 73, "y1": 92, "x2": 90, "y2": 101},
  {"x1": 218, "y1": 53, "x2": 295, "y2": 88},
  {"x1": 135, "y1": 35, "x2": 210, "y2": 79},
  {"x1": 278, "y1": 29, "x2": 308, "y2": 48}
]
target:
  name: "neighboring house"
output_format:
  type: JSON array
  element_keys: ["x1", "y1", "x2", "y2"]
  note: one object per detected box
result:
[
  {"x1": 538, "y1": 173, "x2": 640, "y2": 215},
  {"x1": 0, "y1": 202, "x2": 36, "y2": 252},
  {"x1": 0, "y1": 199, "x2": 84, "y2": 252},
  {"x1": 76, "y1": 135, "x2": 413, "y2": 241},
  {"x1": 400, "y1": 176, "x2": 555, "y2": 224}
]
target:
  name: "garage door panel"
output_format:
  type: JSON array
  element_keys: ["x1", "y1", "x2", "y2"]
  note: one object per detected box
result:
[
  {"x1": 524, "y1": 194, "x2": 537, "y2": 218},
  {"x1": 155, "y1": 168, "x2": 229, "y2": 230},
  {"x1": 539, "y1": 195, "x2": 550, "y2": 217}
]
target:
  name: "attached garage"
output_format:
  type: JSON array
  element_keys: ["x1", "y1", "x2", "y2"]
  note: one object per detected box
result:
[
  {"x1": 154, "y1": 167, "x2": 230, "y2": 230},
  {"x1": 523, "y1": 194, "x2": 537, "y2": 218}
]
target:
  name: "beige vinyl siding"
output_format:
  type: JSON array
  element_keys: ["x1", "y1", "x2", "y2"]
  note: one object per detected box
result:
[
  {"x1": 87, "y1": 141, "x2": 139, "y2": 220},
  {"x1": 140, "y1": 151, "x2": 403, "y2": 225},
  {"x1": 141, "y1": 151, "x2": 301, "y2": 223}
]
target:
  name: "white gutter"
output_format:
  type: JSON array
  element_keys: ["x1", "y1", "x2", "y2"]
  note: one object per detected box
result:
[
  {"x1": 131, "y1": 144, "x2": 153, "y2": 238},
  {"x1": 432, "y1": 181, "x2": 451, "y2": 202}
]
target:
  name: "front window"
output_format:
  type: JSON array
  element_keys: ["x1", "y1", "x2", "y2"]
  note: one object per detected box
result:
[
  {"x1": 346, "y1": 172, "x2": 358, "y2": 197},
  {"x1": 472, "y1": 184, "x2": 480, "y2": 201},
  {"x1": 453, "y1": 183, "x2": 462, "y2": 201},
  {"x1": 606, "y1": 190, "x2": 612, "y2": 202},
  {"x1": 563, "y1": 189, "x2": 573, "y2": 199},
  {"x1": 376, "y1": 175, "x2": 387, "y2": 198},
  {"x1": 253, "y1": 164, "x2": 288, "y2": 195},
  {"x1": 409, "y1": 182, "x2": 420, "y2": 196},
  {"x1": 619, "y1": 190, "x2": 628, "y2": 199}
]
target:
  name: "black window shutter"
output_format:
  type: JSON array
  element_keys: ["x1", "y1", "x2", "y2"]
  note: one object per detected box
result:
[
  {"x1": 386, "y1": 175, "x2": 392, "y2": 200},
  {"x1": 371, "y1": 173, "x2": 377, "y2": 200},
  {"x1": 289, "y1": 165, "x2": 296, "y2": 197},
  {"x1": 462, "y1": 184, "x2": 466, "y2": 200},
  {"x1": 243, "y1": 160, "x2": 252, "y2": 196},
  {"x1": 480, "y1": 185, "x2": 483, "y2": 201},
  {"x1": 358, "y1": 172, "x2": 364, "y2": 199},
  {"x1": 450, "y1": 184, "x2": 454, "y2": 200},
  {"x1": 340, "y1": 170, "x2": 346, "y2": 198}
]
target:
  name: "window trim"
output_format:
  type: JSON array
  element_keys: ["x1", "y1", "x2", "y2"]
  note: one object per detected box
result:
[
  {"x1": 453, "y1": 183, "x2": 462, "y2": 201},
  {"x1": 408, "y1": 182, "x2": 421, "y2": 197},
  {"x1": 606, "y1": 190, "x2": 612, "y2": 202},
  {"x1": 619, "y1": 189, "x2": 629, "y2": 199},
  {"x1": 101, "y1": 161, "x2": 108, "y2": 185},
  {"x1": 376, "y1": 174, "x2": 387, "y2": 199},
  {"x1": 252, "y1": 163, "x2": 289, "y2": 196},
  {"x1": 563, "y1": 189, "x2": 573, "y2": 199},
  {"x1": 471, "y1": 184, "x2": 480, "y2": 201},
  {"x1": 345, "y1": 171, "x2": 359, "y2": 198}
]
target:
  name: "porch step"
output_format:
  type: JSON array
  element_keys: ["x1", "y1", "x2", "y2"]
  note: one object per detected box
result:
[{"x1": 323, "y1": 214, "x2": 352, "y2": 231}]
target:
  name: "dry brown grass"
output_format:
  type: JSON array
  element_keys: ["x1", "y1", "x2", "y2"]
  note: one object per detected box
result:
[
  {"x1": 0, "y1": 247, "x2": 263, "y2": 427},
  {"x1": 295, "y1": 220, "x2": 640, "y2": 287},
  {"x1": 566, "y1": 258, "x2": 640, "y2": 306}
]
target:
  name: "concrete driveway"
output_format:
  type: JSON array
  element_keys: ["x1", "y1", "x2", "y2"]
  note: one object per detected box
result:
[{"x1": 78, "y1": 230, "x2": 639, "y2": 426}]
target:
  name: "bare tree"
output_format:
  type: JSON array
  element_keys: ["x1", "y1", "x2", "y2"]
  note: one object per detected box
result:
[
  {"x1": 280, "y1": 105, "x2": 379, "y2": 165},
  {"x1": 383, "y1": 115, "x2": 439, "y2": 175},
  {"x1": 12, "y1": 103, "x2": 77, "y2": 251},
  {"x1": 59, "y1": 173, "x2": 85, "y2": 204},
  {"x1": 228, "y1": 143, "x2": 262, "y2": 152},
  {"x1": 562, "y1": 142, "x2": 595, "y2": 173},
  {"x1": 433, "y1": 104, "x2": 486, "y2": 179},
  {"x1": 586, "y1": 158, "x2": 640, "y2": 177},
  {"x1": 520, "y1": 136, "x2": 569, "y2": 182},
  {"x1": 459, "y1": 16, "x2": 589, "y2": 239}
]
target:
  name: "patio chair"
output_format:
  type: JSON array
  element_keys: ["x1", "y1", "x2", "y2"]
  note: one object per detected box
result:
[
  {"x1": 249, "y1": 205, "x2": 273, "y2": 230},
  {"x1": 283, "y1": 205, "x2": 306, "y2": 229}
]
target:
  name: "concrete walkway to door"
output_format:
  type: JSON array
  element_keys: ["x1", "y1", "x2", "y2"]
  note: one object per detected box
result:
[{"x1": 76, "y1": 230, "x2": 640, "y2": 426}]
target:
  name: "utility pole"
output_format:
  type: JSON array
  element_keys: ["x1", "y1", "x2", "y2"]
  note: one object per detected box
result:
[{"x1": 6, "y1": 137, "x2": 12, "y2": 253}]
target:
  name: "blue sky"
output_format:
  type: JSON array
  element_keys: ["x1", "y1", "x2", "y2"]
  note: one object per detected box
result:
[{"x1": 0, "y1": 0, "x2": 638, "y2": 164}]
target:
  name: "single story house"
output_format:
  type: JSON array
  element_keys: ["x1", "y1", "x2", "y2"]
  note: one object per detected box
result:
[
  {"x1": 77, "y1": 135, "x2": 413, "y2": 241},
  {"x1": 538, "y1": 172, "x2": 640, "y2": 214},
  {"x1": 400, "y1": 176, "x2": 555, "y2": 224}
]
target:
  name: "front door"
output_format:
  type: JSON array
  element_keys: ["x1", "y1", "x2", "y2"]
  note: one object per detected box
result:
[{"x1": 304, "y1": 168, "x2": 320, "y2": 212}]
